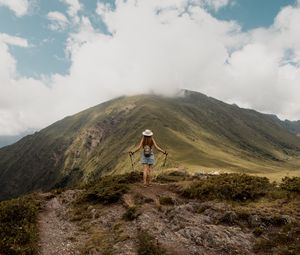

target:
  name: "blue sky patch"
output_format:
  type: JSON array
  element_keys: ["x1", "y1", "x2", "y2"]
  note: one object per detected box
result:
[{"x1": 0, "y1": 0, "x2": 297, "y2": 78}]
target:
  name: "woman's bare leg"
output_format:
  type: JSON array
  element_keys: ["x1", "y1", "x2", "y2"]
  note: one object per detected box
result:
[
  {"x1": 143, "y1": 164, "x2": 148, "y2": 185},
  {"x1": 147, "y1": 165, "x2": 153, "y2": 185}
]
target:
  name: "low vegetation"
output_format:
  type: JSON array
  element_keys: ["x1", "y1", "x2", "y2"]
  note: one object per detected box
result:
[
  {"x1": 122, "y1": 206, "x2": 140, "y2": 221},
  {"x1": 180, "y1": 173, "x2": 271, "y2": 201},
  {"x1": 159, "y1": 196, "x2": 175, "y2": 205},
  {"x1": 254, "y1": 223, "x2": 300, "y2": 255},
  {"x1": 137, "y1": 230, "x2": 169, "y2": 255},
  {"x1": 156, "y1": 170, "x2": 190, "y2": 183},
  {"x1": 177, "y1": 173, "x2": 299, "y2": 255},
  {"x1": 0, "y1": 195, "x2": 41, "y2": 255},
  {"x1": 77, "y1": 229, "x2": 113, "y2": 255},
  {"x1": 280, "y1": 176, "x2": 300, "y2": 194},
  {"x1": 1, "y1": 170, "x2": 299, "y2": 255},
  {"x1": 84, "y1": 171, "x2": 142, "y2": 204}
]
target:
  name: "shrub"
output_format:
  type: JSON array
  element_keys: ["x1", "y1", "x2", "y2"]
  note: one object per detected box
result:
[
  {"x1": 133, "y1": 193, "x2": 154, "y2": 205},
  {"x1": 253, "y1": 223, "x2": 300, "y2": 254},
  {"x1": 280, "y1": 177, "x2": 300, "y2": 194},
  {"x1": 122, "y1": 207, "x2": 139, "y2": 221},
  {"x1": 85, "y1": 172, "x2": 142, "y2": 204},
  {"x1": 156, "y1": 170, "x2": 189, "y2": 183},
  {"x1": 137, "y1": 230, "x2": 169, "y2": 255},
  {"x1": 0, "y1": 195, "x2": 40, "y2": 255},
  {"x1": 180, "y1": 174, "x2": 270, "y2": 201},
  {"x1": 253, "y1": 238, "x2": 274, "y2": 252},
  {"x1": 253, "y1": 227, "x2": 264, "y2": 237},
  {"x1": 159, "y1": 196, "x2": 175, "y2": 205}
]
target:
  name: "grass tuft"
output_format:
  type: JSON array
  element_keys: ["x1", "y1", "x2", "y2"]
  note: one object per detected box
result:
[
  {"x1": 122, "y1": 207, "x2": 139, "y2": 221},
  {"x1": 0, "y1": 195, "x2": 41, "y2": 255},
  {"x1": 159, "y1": 196, "x2": 175, "y2": 205},
  {"x1": 137, "y1": 230, "x2": 169, "y2": 255},
  {"x1": 84, "y1": 172, "x2": 142, "y2": 204}
]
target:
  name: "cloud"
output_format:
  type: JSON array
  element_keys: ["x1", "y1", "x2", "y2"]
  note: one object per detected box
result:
[
  {"x1": 0, "y1": 34, "x2": 29, "y2": 81},
  {"x1": 0, "y1": 34, "x2": 50, "y2": 135},
  {"x1": 1, "y1": 0, "x2": 300, "y2": 135},
  {"x1": 0, "y1": 33, "x2": 29, "y2": 47},
  {"x1": 217, "y1": 0, "x2": 300, "y2": 119},
  {"x1": 47, "y1": 11, "x2": 69, "y2": 31},
  {"x1": 0, "y1": 0, "x2": 29, "y2": 16},
  {"x1": 200, "y1": 0, "x2": 234, "y2": 11},
  {"x1": 96, "y1": 2, "x2": 112, "y2": 17},
  {"x1": 61, "y1": 0, "x2": 81, "y2": 18}
]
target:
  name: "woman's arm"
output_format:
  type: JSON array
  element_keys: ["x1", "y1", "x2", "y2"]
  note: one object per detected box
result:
[
  {"x1": 131, "y1": 137, "x2": 144, "y2": 154},
  {"x1": 152, "y1": 138, "x2": 166, "y2": 154}
]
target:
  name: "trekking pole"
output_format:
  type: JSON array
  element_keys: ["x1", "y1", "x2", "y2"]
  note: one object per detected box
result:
[
  {"x1": 162, "y1": 152, "x2": 168, "y2": 167},
  {"x1": 129, "y1": 152, "x2": 135, "y2": 171},
  {"x1": 153, "y1": 152, "x2": 163, "y2": 181}
]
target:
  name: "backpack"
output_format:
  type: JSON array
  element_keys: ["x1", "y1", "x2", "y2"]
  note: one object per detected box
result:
[{"x1": 143, "y1": 145, "x2": 152, "y2": 157}]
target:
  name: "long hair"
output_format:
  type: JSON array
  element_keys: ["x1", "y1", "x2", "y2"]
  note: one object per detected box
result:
[{"x1": 142, "y1": 136, "x2": 154, "y2": 147}]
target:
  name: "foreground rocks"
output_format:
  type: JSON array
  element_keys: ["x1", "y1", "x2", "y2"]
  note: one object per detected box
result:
[{"x1": 37, "y1": 183, "x2": 261, "y2": 255}]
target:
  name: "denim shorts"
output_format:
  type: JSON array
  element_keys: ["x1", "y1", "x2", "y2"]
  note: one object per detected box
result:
[{"x1": 141, "y1": 152, "x2": 155, "y2": 165}]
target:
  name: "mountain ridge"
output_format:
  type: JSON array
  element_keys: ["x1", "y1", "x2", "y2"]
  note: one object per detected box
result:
[{"x1": 0, "y1": 90, "x2": 300, "y2": 201}]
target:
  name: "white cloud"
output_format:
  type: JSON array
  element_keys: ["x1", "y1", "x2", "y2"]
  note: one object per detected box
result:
[
  {"x1": 200, "y1": 0, "x2": 233, "y2": 11},
  {"x1": 47, "y1": 11, "x2": 69, "y2": 31},
  {"x1": 61, "y1": 0, "x2": 81, "y2": 18},
  {"x1": 0, "y1": 0, "x2": 29, "y2": 16},
  {"x1": 0, "y1": 34, "x2": 28, "y2": 81},
  {"x1": 0, "y1": 34, "x2": 51, "y2": 135},
  {"x1": 1, "y1": 0, "x2": 300, "y2": 135},
  {"x1": 0, "y1": 33, "x2": 29, "y2": 47},
  {"x1": 96, "y1": 2, "x2": 112, "y2": 17}
]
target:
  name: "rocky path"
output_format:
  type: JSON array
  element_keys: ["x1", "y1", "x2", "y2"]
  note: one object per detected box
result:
[
  {"x1": 36, "y1": 183, "x2": 256, "y2": 255},
  {"x1": 37, "y1": 191, "x2": 86, "y2": 255}
]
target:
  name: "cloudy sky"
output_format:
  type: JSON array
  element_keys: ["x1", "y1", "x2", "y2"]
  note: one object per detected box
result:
[{"x1": 0, "y1": 0, "x2": 300, "y2": 136}]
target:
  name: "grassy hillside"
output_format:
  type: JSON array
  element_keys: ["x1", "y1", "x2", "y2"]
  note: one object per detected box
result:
[{"x1": 1, "y1": 90, "x2": 300, "y2": 200}]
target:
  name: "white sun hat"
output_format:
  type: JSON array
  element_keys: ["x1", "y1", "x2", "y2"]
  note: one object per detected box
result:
[{"x1": 142, "y1": 129, "x2": 153, "y2": 136}]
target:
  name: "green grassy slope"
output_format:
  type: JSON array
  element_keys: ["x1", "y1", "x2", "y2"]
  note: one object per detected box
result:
[{"x1": 0, "y1": 90, "x2": 300, "y2": 200}]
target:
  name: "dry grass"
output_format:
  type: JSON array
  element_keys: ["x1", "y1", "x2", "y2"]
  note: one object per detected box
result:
[{"x1": 0, "y1": 194, "x2": 42, "y2": 255}]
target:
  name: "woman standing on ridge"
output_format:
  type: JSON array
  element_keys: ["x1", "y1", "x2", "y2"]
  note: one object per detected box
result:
[{"x1": 130, "y1": 129, "x2": 167, "y2": 187}]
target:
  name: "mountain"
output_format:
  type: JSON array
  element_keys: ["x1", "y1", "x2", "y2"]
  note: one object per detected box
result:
[
  {"x1": 280, "y1": 120, "x2": 300, "y2": 136},
  {"x1": 1, "y1": 90, "x2": 300, "y2": 200},
  {"x1": 0, "y1": 136, "x2": 20, "y2": 148},
  {"x1": 266, "y1": 114, "x2": 300, "y2": 136},
  {"x1": 0, "y1": 130, "x2": 35, "y2": 148}
]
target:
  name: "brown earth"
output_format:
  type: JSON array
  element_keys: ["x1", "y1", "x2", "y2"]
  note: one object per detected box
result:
[
  {"x1": 37, "y1": 182, "x2": 257, "y2": 255},
  {"x1": 37, "y1": 191, "x2": 89, "y2": 255}
]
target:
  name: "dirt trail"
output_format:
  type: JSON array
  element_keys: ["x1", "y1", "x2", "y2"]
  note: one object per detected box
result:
[
  {"x1": 37, "y1": 191, "x2": 86, "y2": 255},
  {"x1": 36, "y1": 183, "x2": 255, "y2": 255}
]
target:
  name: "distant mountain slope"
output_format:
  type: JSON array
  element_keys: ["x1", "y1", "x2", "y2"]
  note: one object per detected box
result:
[
  {"x1": 0, "y1": 136, "x2": 21, "y2": 148},
  {"x1": 0, "y1": 130, "x2": 34, "y2": 148},
  {"x1": 281, "y1": 120, "x2": 300, "y2": 136},
  {"x1": 1, "y1": 90, "x2": 300, "y2": 200}
]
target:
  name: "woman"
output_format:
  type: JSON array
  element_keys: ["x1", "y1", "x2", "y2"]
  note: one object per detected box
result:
[{"x1": 130, "y1": 129, "x2": 167, "y2": 186}]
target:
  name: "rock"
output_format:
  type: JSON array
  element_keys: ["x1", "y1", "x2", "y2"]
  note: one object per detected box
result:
[
  {"x1": 281, "y1": 214, "x2": 296, "y2": 224},
  {"x1": 219, "y1": 211, "x2": 238, "y2": 225},
  {"x1": 248, "y1": 215, "x2": 262, "y2": 227}
]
